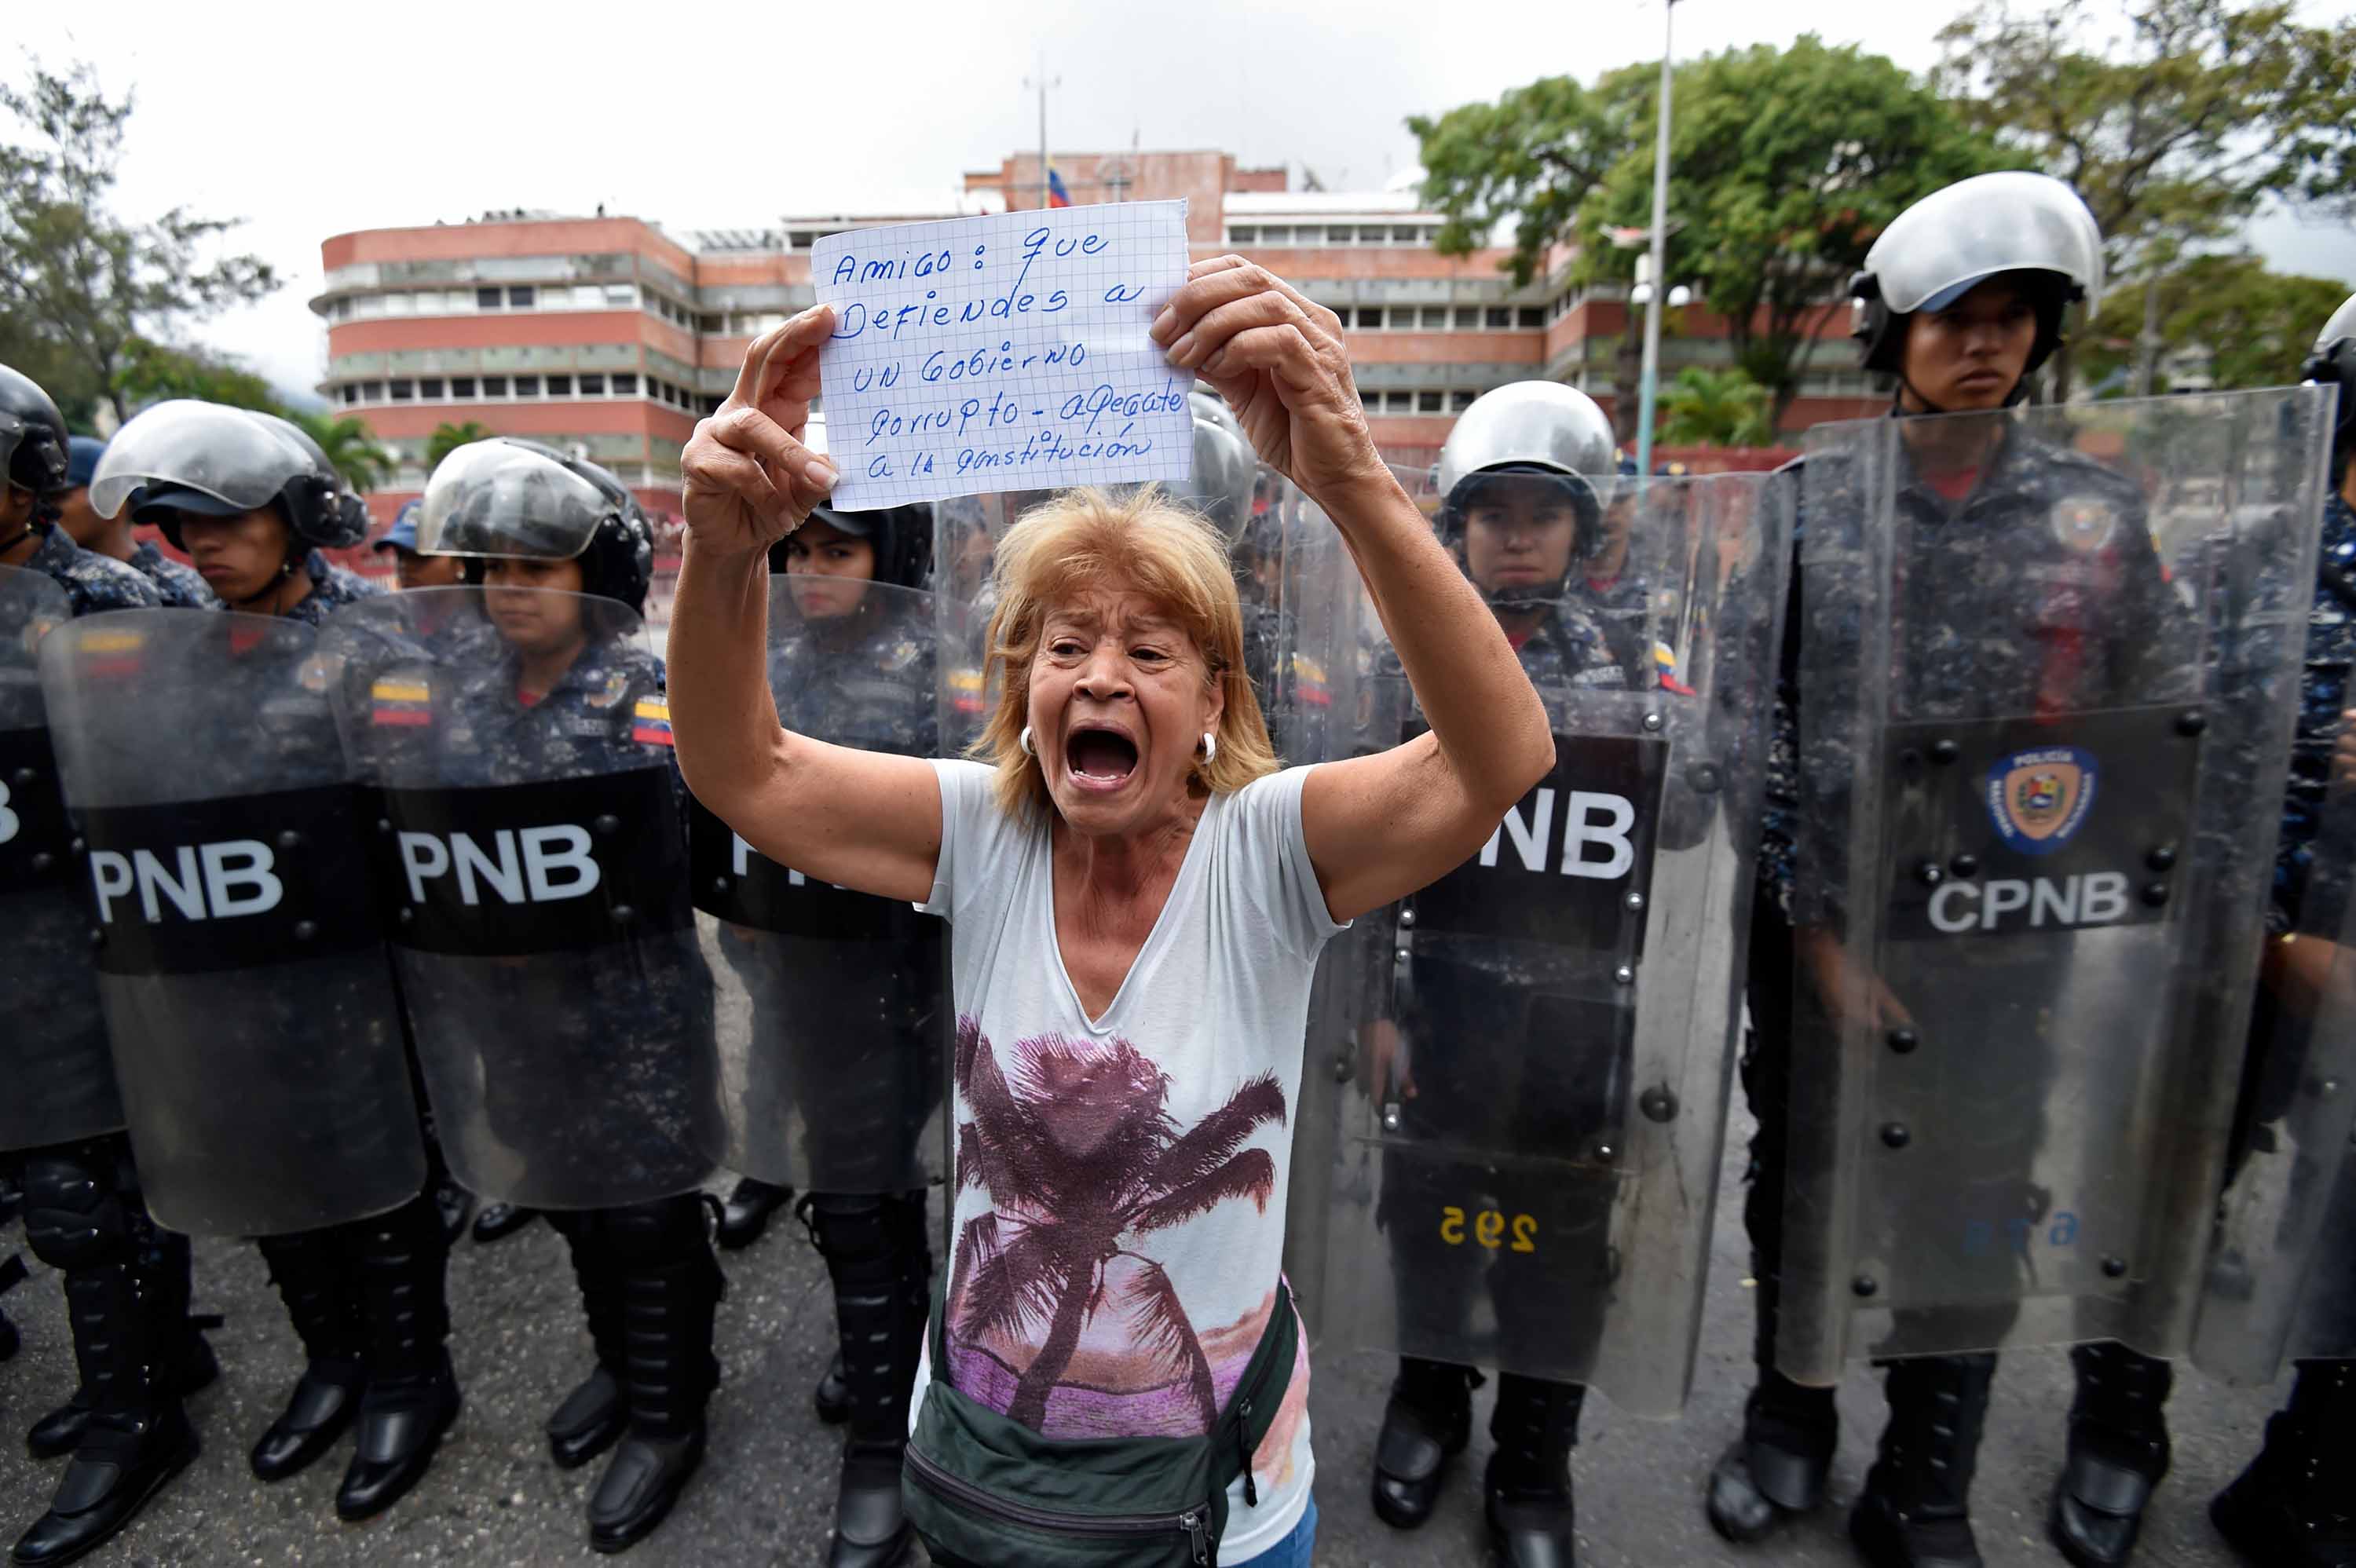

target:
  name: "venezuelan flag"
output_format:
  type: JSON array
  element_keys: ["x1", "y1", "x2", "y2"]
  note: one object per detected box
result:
[
  {"x1": 947, "y1": 667, "x2": 986, "y2": 715},
  {"x1": 632, "y1": 696, "x2": 675, "y2": 747},
  {"x1": 1047, "y1": 167, "x2": 1072, "y2": 209},
  {"x1": 81, "y1": 628, "x2": 145, "y2": 679},
  {"x1": 1654, "y1": 640, "x2": 1694, "y2": 696},
  {"x1": 371, "y1": 678, "x2": 432, "y2": 727}
]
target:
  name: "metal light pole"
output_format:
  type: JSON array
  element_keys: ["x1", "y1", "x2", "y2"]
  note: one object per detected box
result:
[
  {"x1": 1023, "y1": 60, "x2": 1059, "y2": 209},
  {"x1": 1633, "y1": 0, "x2": 1677, "y2": 480}
]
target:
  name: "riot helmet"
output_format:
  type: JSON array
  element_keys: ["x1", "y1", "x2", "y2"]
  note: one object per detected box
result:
[
  {"x1": 1190, "y1": 387, "x2": 1246, "y2": 445},
  {"x1": 1849, "y1": 172, "x2": 2104, "y2": 387},
  {"x1": 1436, "y1": 382, "x2": 1615, "y2": 612},
  {"x1": 93, "y1": 401, "x2": 352, "y2": 554},
  {"x1": 1170, "y1": 416, "x2": 1257, "y2": 540},
  {"x1": 771, "y1": 413, "x2": 933, "y2": 591},
  {"x1": 0, "y1": 365, "x2": 71, "y2": 501},
  {"x1": 2306, "y1": 292, "x2": 2356, "y2": 467},
  {"x1": 247, "y1": 412, "x2": 371, "y2": 548},
  {"x1": 419, "y1": 437, "x2": 655, "y2": 613}
]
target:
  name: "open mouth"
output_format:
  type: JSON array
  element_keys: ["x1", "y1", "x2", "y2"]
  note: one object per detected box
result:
[{"x1": 1065, "y1": 724, "x2": 1140, "y2": 789}]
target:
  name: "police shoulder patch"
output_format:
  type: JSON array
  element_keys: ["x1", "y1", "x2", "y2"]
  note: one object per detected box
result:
[
  {"x1": 2051, "y1": 495, "x2": 2119, "y2": 553},
  {"x1": 586, "y1": 667, "x2": 633, "y2": 710}
]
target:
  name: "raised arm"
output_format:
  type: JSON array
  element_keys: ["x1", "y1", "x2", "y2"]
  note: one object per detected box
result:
[
  {"x1": 1155, "y1": 258, "x2": 1554, "y2": 922},
  {"x1": 668, "y1": 306, "x2": 942, "y2": 904}
]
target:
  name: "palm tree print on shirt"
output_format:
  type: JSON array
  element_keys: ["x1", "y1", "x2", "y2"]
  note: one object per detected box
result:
[{"x1": 948, "y1": 1014, "x2": 1288, "y2": 1433}]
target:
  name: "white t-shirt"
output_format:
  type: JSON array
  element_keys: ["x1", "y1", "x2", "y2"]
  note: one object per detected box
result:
[{"x1": 913, "y1": 758, "x2": 1344, "y2": 1561}]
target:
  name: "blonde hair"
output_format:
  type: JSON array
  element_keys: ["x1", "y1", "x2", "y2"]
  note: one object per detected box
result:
[{"x1": 974, "y1": 485, "x2": 1279, "y2": 816}]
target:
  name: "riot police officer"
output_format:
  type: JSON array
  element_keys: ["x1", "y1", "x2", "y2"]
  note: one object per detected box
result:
[
  {"x1": 696, "y1": 442, "x2": 942, "y2": 1567},
  {"x1": 2197, "y1": 291, "x2": 2356, "y2": 1568},
  {"x1": 397, "y1": 438, "x2": 725, "y2": 1553},
  {"x1": 83, "y1": 397, "x2": 463, "y2": 1527},
  {"x1": 1701, "y1": 173, "x2": 2213, "y2": 1568},
  {"x1": 48, "y1": 436, "x2": 215, "y2": 608},
  {"x1": 1, "y1": 366, "x2": 212, "y2": 1568}
]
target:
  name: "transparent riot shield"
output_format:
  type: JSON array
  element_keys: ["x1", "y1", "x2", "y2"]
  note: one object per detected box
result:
[
  {"x1": 694, "y1": 579, "x2": 947, "y2": 1193},
  {"x1": 1301, "y1": 472, "x2": 1790, "y2": 1414},
  {"x1": 2195, "y1": 549, "x2": 2356, "y2": 1383},
  {"x1": 0, "y1": 565, "x2": 125, "y2": 1151},
  {"x1": 39, "y1": 609, "x2": 426, "y2": 1235},
  {"x1": 1776, "y1": 388, "x2": 2335, "y2": 1383},
  {"x1": 320, "y1": 587, "x2": 717, "y2": 1211}
]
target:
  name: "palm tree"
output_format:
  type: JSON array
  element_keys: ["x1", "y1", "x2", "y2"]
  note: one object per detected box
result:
[
  {"x1": 949, "y1": 1016, "x2": 1287, "y2": 1431},
  {"x1": 289, "y1": 411, "x2": 394, "y2": 493},
  {"x1": 1656, "y1": 366, "x2": 1775, "y2": 449},
  {"x1": 427, "y1": 419, "x2": 494, "y2": 470}
]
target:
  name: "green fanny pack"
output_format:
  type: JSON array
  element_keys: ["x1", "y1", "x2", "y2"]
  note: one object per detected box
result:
[{"x1": 902, "y1": 1278, "x2": 1299, "y2": 1568}]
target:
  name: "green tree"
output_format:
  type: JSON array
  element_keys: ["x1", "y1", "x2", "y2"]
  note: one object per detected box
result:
[
  {"x1": 291, "y1": 411, "x2": 393, "y2": 494},
  {"x1": 426, "y1": 420, "x2": 493, "y2": 470},
  {"x1": 1935, "y1": 0, "x2": 2356, "y2": 397},
  {"x1": 2077, "y1": 254, "x2": 2352, "y2": 393},
  {"x1": 1657, "y1": 367, "x2": 1774, "y2": 447},
  {"x1": 0, "y1": 58, "x2": 276, "y2": 421},
  {"x1": 111, "y1": 335, "x2": 282, "y2": 414}
]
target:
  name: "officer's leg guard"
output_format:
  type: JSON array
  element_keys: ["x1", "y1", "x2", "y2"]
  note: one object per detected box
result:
[
  {"x1": 10, "y1": 1139, "x2": 198, "y2": 1568},
  {"x1": 546, "y1": 1208, "x2": 629, "y2": 1470},
  {"x1": 1483, "y1": 1375, "x2": 1585, "y2": 1568},
  {"x1": 0, "y1": 1253, "x2": 23, "y2": 1365},
  {"x1": 2211, "y1": 1357, "x2": 2356, "y2": 1568},
  {"x1": 1849, "y1": 1352, "x2": 1997, "y2": 1568},
  {"x1": 809, "y1": 1189, "x2": 929, "y2": 1568},
  {"x1": 251, "y1": 1225, "x2": 365, "y2": 1481},
  {"x1": 579, "y1": 1195, "x2": 722, "y2": 1554},
  {"x1": 1707, "y1": 912, "x2": 1839, "y2": 1544},
  {"x1": 2049, "y1": 1340, "x2": 2173, "y2": 1567},
  {"x1": 334, "y1": 1191, "x2": 458, "y2": 1521}
]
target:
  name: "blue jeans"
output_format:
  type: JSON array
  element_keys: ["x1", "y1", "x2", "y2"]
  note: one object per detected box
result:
[{"x1": 1231, "y1": 1495, "x2": 1318, "y2": 1568}]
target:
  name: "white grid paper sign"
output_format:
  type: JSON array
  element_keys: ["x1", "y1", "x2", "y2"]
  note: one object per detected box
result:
[{"x1": 810, "y1": 200, "x2": 1194, "y2": 510}]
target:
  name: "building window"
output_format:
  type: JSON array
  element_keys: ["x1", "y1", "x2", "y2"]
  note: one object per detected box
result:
[
  {"x1": 476, "y1": 287, "x2": 503, "y2": 310},
  {"x1": 1358, "y1": 226, "x2": 1388, "y2": 243},
  {"x1": 1326, "y1": 226, "x2": 1355, "y2": 245},
  {"x1": 1517, "y1": 307, "x2": 1544, "y2": 329},
  {"x1": 789, "y1": 230, "x2": 814, "y2": 249},
  {"x1": 546, "y1": 375, "x2": 573, "y2": 397},
  {"x1": 1418, "y1": 390, "x2": 1443, "y2": 412},
  {"x1": 1486, "y1": 307, "x2": 1511, "y2": 329},
  {"x1": 1392, "y1": 226, "x2": 1421, "y2": 244},
  {"x1": 1359, "y1": 389, "x2": 1375, "y2": 409},
  {"x1": 507, "y1": 285, "x2": 536, "y2": 308},
  {"x1": 580, "y1": 374, "x2": 605, "y2": 396},
  {"x1": 1421, "y1": 307, "x2": 1449, "y2": 330},
  {"x1": 419, "y1": 378, "x2": 444, "y2": 399},
  {"x1": 389, "y1": 378, "x2": 414, "y2": 400},
  {"x1": 604, "y1": 283, "x2": 636, "y2": 307},
  {"x1": 361, "y1": 380, "x2": 383, "y2": 401},
  {"x1": 1455, "y1": 307, "x2": 1480, "y2": 329},
  {"x1": 1259, "y1": 226, "x2": 1290, "y2": 244},
  {"x1": 382, "y1": 293, "x2": 414, "y2": 316},
  {"x1": 1384, "y1": 390, "x2": 1414, "y2": 413},
  {"x1": 613, "y1": 372, "x2": 638, "y2": 396},
  {"x1": 341, "y1": 386, "x2": 357, "y2": 404},
  {"x1": 483, "y1": 376, "x2": 508, "y2": 397},
  {"x1": 697, "y1": 314, "x2": 722, "y2": 334},
  {"x1": 1355, "y1": 307, "x2": 1383, "y2": 329},
  {"x1": 451, "y1": 377, "x2": 477, "y2": 400},
  {"x1": 514, "y1": 375, "x2": 540, "y2": 397},
  {"x1": 1452, "y1": 389, "x2": 1476, "y2": 411},
  {"x1": 1228, "y1": 226, "x2": 1257, "y2": 243}
]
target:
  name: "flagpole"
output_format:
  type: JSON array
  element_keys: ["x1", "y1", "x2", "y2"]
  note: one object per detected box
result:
[{"x1": 1023, "y1": 58, "x2": 1059, "y2": 209}]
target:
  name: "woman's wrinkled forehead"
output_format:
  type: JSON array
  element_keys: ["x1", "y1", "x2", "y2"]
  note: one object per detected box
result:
[{"x1": 1039, "y1": 583, "x2": 1193, "y2": 648}]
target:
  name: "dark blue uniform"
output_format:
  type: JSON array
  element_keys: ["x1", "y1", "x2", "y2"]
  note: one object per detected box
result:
[
  {"x1": 126, "y1": 539, "x2": 215, "y2": 609},
  {"x1": 21, "y1": 523, "x2": 163, "y2": 616}
]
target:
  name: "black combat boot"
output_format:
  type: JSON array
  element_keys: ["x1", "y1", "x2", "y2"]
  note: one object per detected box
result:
[
  {"x1": 585, "y1": 1197, "x2": 723, "y2": 1554},
  {"x1": 811, "y1": 1191, "x2": 928, "y2": 1568},
  {"x1": 336, "y1": 1193, "x2": 459, "y2": 1521},
  {"x1": 1849, "y1": 1354, "x2": 1996, "y2": 1568},
  {"x1": 813, "y1": 1351, "x2": 851, "y2": 1424},
  {"x1": 547, "y1": 1212, "x2": 628, "y2": 1471},
  {"x1": 1483, "y1": 1375, "x2": 1583, "y2": 1568},
  {"x1": 715, "y1": 1177, "x2": 792, "y2": 1251},
  {"x1": 12, "y1": 1150, "x2": 199, "y2": 1567},
  {"x1": 251, "y1": 1226, "x2": 366, "y2": 1481},
  {"x1": 0, "y1": 1255, "x2": 22, "y2": 1364},
  {"x1": 2050, "y1": 1341, "x2": 2173, "y2": 1567},
  {"x1": 27, "y1": 1236, "x2": 218, "y2": 1464},
  {"x1": 1707, "y1": 1372, "x2": 1840, "y2": 1541},
  {"x1": 2211, "y1": 1358, "x2": 2356, "y2": 1567},
  {"x1": 1372, "y1": 1357, "x2": 1480, "y2": 1529}
]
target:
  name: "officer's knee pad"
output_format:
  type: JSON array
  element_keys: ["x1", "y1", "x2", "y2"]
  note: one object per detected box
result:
[
  {"x1": 24, "y1": 1151, "x2": 132, "y2": 1271},
  {"x1": 806, "y1": 1191, "x2": 894, "y2": 1266},
  {"x1": 597, "y1": 1195, "x2": 710, "y2": 1271}
]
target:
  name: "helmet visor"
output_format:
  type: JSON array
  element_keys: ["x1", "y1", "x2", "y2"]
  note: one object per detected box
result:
[
  {"x1": 418, "y1": 440, "x2": 608, "y2": 560},
  {"x1": 88, "y1": 401, "x2": 310, "y2": 521}
]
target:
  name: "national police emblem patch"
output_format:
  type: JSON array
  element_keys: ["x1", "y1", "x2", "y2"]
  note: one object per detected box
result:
[
  {"x1": 2051, "y1": 495, "x2": 2118, "y2": 553},
  {"x1": 1986, "y1": 745, "x2": 2098, "y2": 855},
  {"x1": 586, "y1": 668, "x2": 632, "y2": 710}
]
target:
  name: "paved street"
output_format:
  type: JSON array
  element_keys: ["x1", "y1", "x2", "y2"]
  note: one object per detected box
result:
[{"x1": 0, "y1": 1115, "x2": 2279, "y2": 1566}]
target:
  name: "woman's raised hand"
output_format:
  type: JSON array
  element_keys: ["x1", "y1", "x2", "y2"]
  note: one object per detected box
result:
[
  {"x1": 1152, "y1": 257, "x2": 1392, "y2": 503},
  {"x1": 681, "y1": 305, "x2": 841, "y2": 558}
]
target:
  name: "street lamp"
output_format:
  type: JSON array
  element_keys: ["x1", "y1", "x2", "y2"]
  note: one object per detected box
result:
[{"x1": 1634, "y1": 0, "x2": 1678, "y2": 480}]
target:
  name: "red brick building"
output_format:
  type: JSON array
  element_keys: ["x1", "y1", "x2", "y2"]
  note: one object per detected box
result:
[{"x1": 313, "y1": 152, "x2": 1879, "y2": 522}]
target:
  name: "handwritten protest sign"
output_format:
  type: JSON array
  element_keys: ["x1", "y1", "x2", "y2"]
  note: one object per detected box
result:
[{"x1": 810, "y1": 200, "x2": 1195, "y2": 510}]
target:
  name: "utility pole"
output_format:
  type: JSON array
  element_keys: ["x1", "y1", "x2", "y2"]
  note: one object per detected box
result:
[
  {"x1": 1634, "y1": 0, "x2": 1677, "y2": 480},
  {"x1": 1023, "y1": 60, "x2": 1060, "y2": 209}
]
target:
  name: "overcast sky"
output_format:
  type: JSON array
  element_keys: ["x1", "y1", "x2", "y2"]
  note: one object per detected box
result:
[{"x1": 13, "y1": 0, "x2": 2356, "y2": 400}]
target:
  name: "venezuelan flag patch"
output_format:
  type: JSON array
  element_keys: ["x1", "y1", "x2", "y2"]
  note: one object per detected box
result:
[
  {"x1": 947, "y1": 667, "x2": 986, "y2": 715},
  {"x1": 371, "y1": 678, "x2": 432, "y2": 727},
  {"x1": 631, "y1": 696, "x2": 674, "y2": 747},
  {"x1": 1654, "y1": 640, "x2": 1694, "y2": 696},
  {"x1": 82, "y1": 628, "x2": 145, "y2": 678}
]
